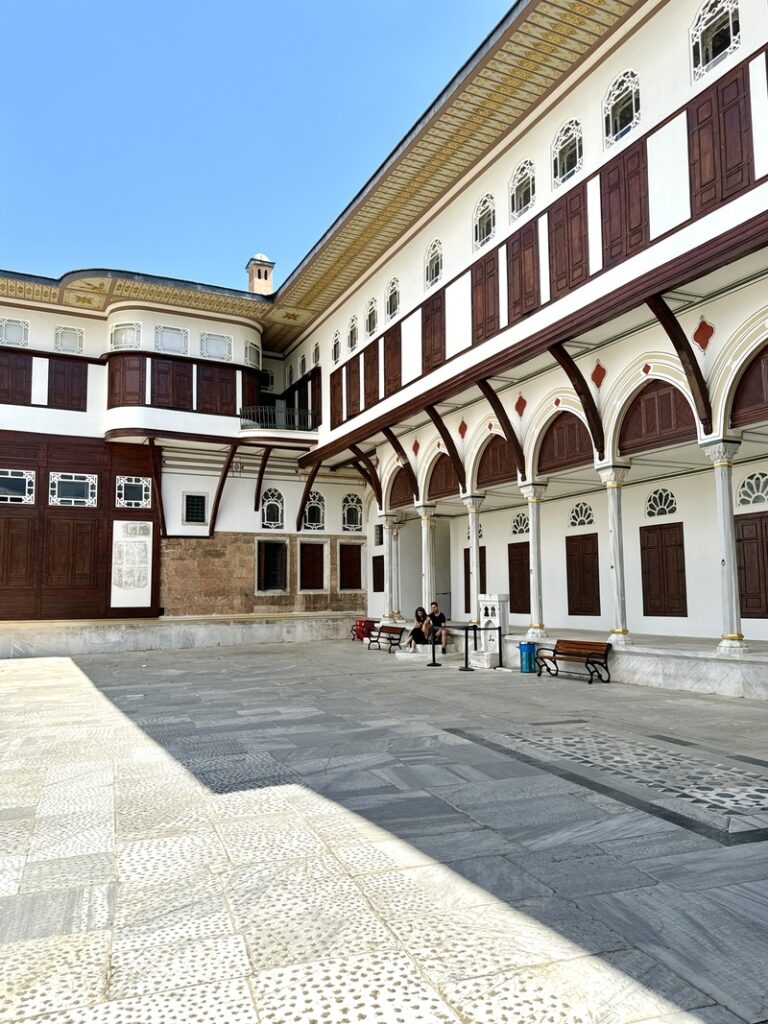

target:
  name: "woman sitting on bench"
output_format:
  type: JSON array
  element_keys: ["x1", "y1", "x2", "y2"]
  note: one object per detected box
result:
[{"x1": 407, "y1": 607, "x2": 431, "y2": 652}]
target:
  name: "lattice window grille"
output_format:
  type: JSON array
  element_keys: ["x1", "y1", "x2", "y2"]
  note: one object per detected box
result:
[
  {"x1": 348, "y1": 317, "x2": 358, "y2": 352},
  {"x1": 510, "y1": 160, "x2": 535, "y2": 221},
  {"x1": 244, "y1": 341, "x2": 261, "y2": 368},
  {"x1": 304, "y1": 490, "x2": 325, "y2": 531},
  {"x1": 552, "y1": 120, "x2": 583, "y2": 187},
  {"x1": 110, "y1": 323, "x2": 141, "y2": 350},
  {"x1": 511, "y1": 511, "x2": 530, "y2": 535},
  {"x1": 604, "y1": 71, "x2": 641, "y2": 146},
  {"x1": 332, "y1": 332, "x2": 341, "y2": 364},
  {"x1": 342, "y1": 493, "x2": 363, "y2": 532},
  {"x1": 386, "y1": 278, "x2": 400, "y2": 320},
  {"x1": 691, "y1": 0, "x2": 740, "y2": 79},
  {"x1": 200, "y1": 332, "x2": 232, "y2": 361},
  {"x1": 0, "y1": 318, "x2": 30, "y2": 347},
  {"x1": 0, "y1": 469, "x2": 35, "y2": 504},
  {"x1": 737, "y1": 472, "x2": 768, "y2": 507},
  {"x1": 55, "y1": 326, "x2": 84, "y2": 354},
  {"x1": 261, "y1": 488, "x2": 284, "y2": 530},
  {"x1": 312, "y1": 343, "x2": 320, "y2": 367},
  {"x1": 645, "y1": 488, "x2": 678, "y2": 518},
  {"x1": 569, "y1": 501, "x2": 595, "y2": 527},
  {"x1": 49, "y1": 472, "x2": 98, "y2": 507},
  {"x1": 473, "y1": 194, "x2": 496, "y2": 250},
  {"x1": 425, "y1": 239, "x2": 443, "y2": 289},
  {"x1": 366, "y1": 299, "x2": 378, "y2": 337},
  {"x1": 155, "y1": 325, "x2": 188, "y2": 355},
  {"x1": 116, "y1": 476, "x2": 152, "y2": 509},
  {"x1": 300, "y1": 354, "x2": 307, "y2": 377}
]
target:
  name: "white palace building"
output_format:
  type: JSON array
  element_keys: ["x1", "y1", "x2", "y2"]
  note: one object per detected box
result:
[{"x1": 3, "y1": 0, "x2": 768, "y2": 693}]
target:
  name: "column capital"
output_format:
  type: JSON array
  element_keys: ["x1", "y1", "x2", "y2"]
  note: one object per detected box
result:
[
  {"x1": 461, "y1": 493, "x2": 485, "y2": 512},
  {"x1": 598, "y1": 464, "x2": 631, "y2": 487},
  {"x1": 519, "y1": 483, "x2": 547, "y2": 502},
  {"x1": 414, "y1": 503, "x2": 437, "y2": 521},
  {"x1": 377, "y1": 512, "x2": 398, "y2": 528},
  {"x1": 702, "y1": 439, "x2": 741, "y2": 466}
]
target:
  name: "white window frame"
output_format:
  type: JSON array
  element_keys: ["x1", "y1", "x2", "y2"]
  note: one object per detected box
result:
[
  {"x1": 182, "y1": 492, "x2": 208, "y2": 525},
  {"x1": 298, "y1": 539, "x2": 330, "y2": 593},
  {"x1": 365, "y1": 299, "x2": 378, "y2": 337},
  {"x1": 261, "y1": 368, "x2": 275, "y2": 392},
  {"x1": 342, "y1": 493, "x2": 364, "y2": 532},
  {"x1": 509, "y1": 161, "x2": 536, "y2": 221},
  {"x1": 552, "y1": 120, "x2": 583, "y2": 188},
  {"x1": 115, "y1": 476, "x2": 152, "y2": 510},
  {"x1": 110, "y1": 323, "x2": 141, "y2": 351},
  {"x1": 287, "y1": 364, "x2": 294, "y2": 387},
  {"x1": 312, "y1": 342, "x2": 320, "y2": 367},
  {"x1": 736, "y1": 472, "x2": 768, "y2": 509},
  {"x1": 332, "y1": 332, "x2": 341, "y2": 364},
  {"x1": 261, "y1": 487, "x2": 284, "y2": 530},
  {"x1": 255, "y1": 537, "x2": 290, "y2": 593},
  {"x1": 0, "y1": 318, "x2": 30, "y2": 348},
  {"x1": 0, "y1": 468, "x2": 35, "y2": 504},
  {"x1": 691, "y1": 0, "x2": 740, "y2": 80},
  {"x1": 348, "y1": 317, "x2": 358, "y2": 352},
  {"x1": 424, "y1": 239, "x2": 443, "y2": 289},
  {"x1": 49, "y1": 472, "x2": 98, "y2": 508},
  {"x1": 604, "y1": 71, "x2": 641, "y2": 148},
  {"x1": 55, "y1": 326, "x2": 84, "y2": 354},
  {"x1": 200, "y1": 332, "x2": 233, "y2": 362},
  {"x1": 337, "y1": 539, "x2": 366, "y2": 592},
  {"x1": 385, "y1": 278, "x2": 400, "y2": 321},
  {"x1": 645, "y1": 488, "x2": 678, "y2": 519},
  {"x1": 299, "y1": 354, "x2": 307, "y2": 377},
  {"x1": 244, "y1": 341, "x2": 261, "y2": 369},
  {"x1": 303, "y1": 489, "x2": 325, "y2": 531},
  {"x1": 473, "y1": 193, "x2": 496, "y2": 250},
  {"x1": 154, "y1": 325, "x2": 189, "y2": 355},
  {"x1": 511, "y1": 511, "x2": 530, "y2": 535}
]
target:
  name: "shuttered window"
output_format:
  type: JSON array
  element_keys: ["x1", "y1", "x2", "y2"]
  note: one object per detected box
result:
[
  {"x1": 421, "y1": 289, "x2": 445, "y2": 375},
  {"x1": 548, "y1": 182, "x2": 589, "y2": 301},
  {"x1": 197, "y1": 365, "x2": 235, "y2": 415},
  {"x1": 640, "y1": 522, "x2": 687, "y2": 617},
  {"x1": 383, "y1": 324, "x2": 401, "y2": 397},
  {"x1": 47, "y1": 358, "x2": 88, "y2": 412},
  {"x1": 372, "y1": 554, "x2": 385, "y2": 593},
  {"x1": 0, "y1": 350, "x2": 32, "y2": 406},
  {"x1": 508, "y1": 541, "x2": 530, "y2": 614},
  {"x1": 310, "y1": 368, "x2": 322, "y2": 426},
  {"x1": 736, "y1": 511, "x2": 768, "y2": 618},
  {"x1": 507, "y1": 221, "x2": 540, "y2": 324},
  {"x1": 299, "y1": 542, "x2": 324, "y2": 590},
  {"x1": 330, "y1": 368, "x2": 343, "y2": 428},
  {"x1": 339, "y1": 543, "x2": 362, "y2": 590},
  {"x1": 257, "y1": 540, "x2": 287, "y2": 591},
  {"x1": 471, "y1": 250, "x2": 499, "y2": 345},
  {"x1": 108, "y1": 355, "x2": 146, "y2": 409},
  {"x1": 345, "y1": 355, "x2": 360, "y2": 418},
  {"x1": 600, "y1": 138, "x2": 649, "y2": 269},
  {"x1": 151, "y1": 359, "x2": 193, "y2": 411},
  {"x1": 363, "y1": 343, "x2": 379, "y2": 409}
]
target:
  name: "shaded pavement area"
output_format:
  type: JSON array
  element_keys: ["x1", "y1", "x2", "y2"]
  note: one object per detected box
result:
[{"x1": 1, "y1": 642, "x2": 768, "y2": 1023}]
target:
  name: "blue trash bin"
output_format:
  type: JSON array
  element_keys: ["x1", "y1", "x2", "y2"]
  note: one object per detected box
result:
[{"x1": 519, "y1": 641, "x2": 537, "y2": 673}]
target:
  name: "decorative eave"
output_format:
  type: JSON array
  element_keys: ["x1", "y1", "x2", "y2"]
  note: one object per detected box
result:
[
  {"x1": 0, "y1": 268, "x2": 272, "y2": 323},
  {"x1": 263, "y1": 0, "x2": 646, "y2": 348}
]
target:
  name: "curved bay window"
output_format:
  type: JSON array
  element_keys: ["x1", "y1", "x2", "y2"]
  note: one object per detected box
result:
[
  {"x1": 261, "y1": 487, "x2": 284, "y2": 530},
  {"x1": 552, "y1": 120, "x2": 583, "y2": 187}
]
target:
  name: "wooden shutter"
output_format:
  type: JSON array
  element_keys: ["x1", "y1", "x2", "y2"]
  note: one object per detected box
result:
[
  {"x1": 0, "y1": 516, "x2": 37, "y2": 620},
  {"x1": 242, "y1": 369, "x2": 260, "y2": 409},
  {"x1": 257, "y1": 540, "x2": 287, "y2": 591},
  {"x1": 345, "y1": 355, "x2": 360, "y2": 417},
  {"x1": 389, "y1": 467, "x2": 413, "y2": 509},
  {"x1": 422, "y1": 289, "x2": 445, "y2": 375},
  {"x1": 477, "y1": 435, "x2": 518, "y2": 487},
  {"x1": 363, "y1": 343, "x2": 379, "y2": 409},
  {"x1": 508, "y1": 541, "x2": 531, "y2": 614},
  {"x1": 48, "y1": 358, "x2": 87, "y2": 412},
  {"x1": 736, "y1": 511, "x2": 768, "y2": 618},
  {"x1": 197, "y1": 365, "x2": 235, "y2": 415},
  {"x1": 731, "y1": 343, "x2": 768, "y2": 427},
  {"x1": 427, "y1": 454, "x2": 460, "y2": 501},
  {"x1": 310, "y1": 368, "x2": 322, "y2": 426},
  {"x1": 471, "y1": 250, "x2": 499, "y2": 345},
  {"x1": 538, "y1": 412, "x2": 593, "y2": 474},
  {"x1": 372, "y1": 554, "x2": 384, "y2": 593},
  {"x1": 152, "y1": 359, "x2": 193, "y2": 411},
  {"x1": 0, "y1": 350, "x2": 32, "y2": 405},
  {"x1": 330, "y1": 368, "x2": 343, "y2": 428},
  {"x1": 384, "y1": 324, "x2": 401, "y2": 397},
  {"x1": 339, "y1": 543, "x2": 362, "y2": 590},
  {"x1": 640, "y1": 522, "x2": 688, "y2": 616},
  {"x1": 108, "y1": 355, "x2": 145, "y2": 408},
  {"x1": 300, "y1": 542, "x2": 324, "y2": 590},
  {"x1": 507, "y1": 221, "x2": 540, "y2": 324},
  {"x1": 618, "y1": 380, "x2": 697, "y2": 456},
  {"x1": 601, "y1": 139, "x2": 649, "y2": 269},
  {"x1": 689, "y1": 65, "x2": 753, "y2": 218},
  {"x1": 566, "y1": 533, "x2": 601, "y2": 616},
  {"x1": 549, "y1": 183, "x2": 589, "y2": 301}
]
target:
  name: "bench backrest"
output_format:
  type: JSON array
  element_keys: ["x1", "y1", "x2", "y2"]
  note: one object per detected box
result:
[
  {"x1": 380, "y1": 625, "x2": 404, "y2": 636},
  {"x1": 554, "y1": 639, "x2": 611, "y2": 656}
]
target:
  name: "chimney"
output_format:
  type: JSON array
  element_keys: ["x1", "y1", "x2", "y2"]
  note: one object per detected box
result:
[{"x1": 246, "y1": 254, "x2": 275, "y2": 295}]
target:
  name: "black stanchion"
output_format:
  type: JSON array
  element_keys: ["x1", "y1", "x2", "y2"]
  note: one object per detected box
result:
[
  {"x1": 459, "y1": 624, "x2": 474, "y2": 672},
  {"x1": 426, "y1": 630, "x2": 441, "y2": 667},
  {"x1": 497, "y1": 626, "x2": 504, "y2": 668}
]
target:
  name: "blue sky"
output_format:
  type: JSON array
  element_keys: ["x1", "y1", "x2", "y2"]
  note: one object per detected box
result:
[{"x1": 1, "y1": 1, "x2": 511, "y2": 289}]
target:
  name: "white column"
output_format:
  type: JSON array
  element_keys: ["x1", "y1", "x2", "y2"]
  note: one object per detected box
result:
[
  {"x1": 378, "y1": 512, "x2": 397, "y2": 621},
  {"x1": 391, "y1": 515, "x2": 403, "y2": 621},
  {"x1": 519, "y1": 483, "x2": 547, "y2": 639},
  {"x1": 415, "y1": 504, "x2": 437, "y2": 610},
  {"x1": 598, "y1": 465, "x2": 632, "y2": 645},
  {"x1": 703, "y1": 441, "x2": 748, "y2": 652},
  {"x1": 462, "y1": 494, "x2": 485, "y2": 623}
]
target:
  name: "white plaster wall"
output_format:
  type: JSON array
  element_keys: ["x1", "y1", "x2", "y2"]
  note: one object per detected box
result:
[
  {"x1": 399, "y1": 518, "x2": 422, "y2": 618},
  {"x1": 105, "y1": 309, "x2": 261, "y2": 365},
  {"x1": 400, "y1": 311, "x2": 422, "y2": 386},
  {"x1": 647, "y1": 114, "x2": 691, "y2": 239},
  {"x1": 445, "y1": 274, "x2": 472, "y2": 360}
]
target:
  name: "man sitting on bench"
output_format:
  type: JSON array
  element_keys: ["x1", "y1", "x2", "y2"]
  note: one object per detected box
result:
[{"x1": 429, "y1": 601, "x2": 447, "y2": 655}]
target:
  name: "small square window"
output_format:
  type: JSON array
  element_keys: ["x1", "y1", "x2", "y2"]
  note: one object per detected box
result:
[
  {"x1": 0, "y1": 469, "x2": 35, "y2": 504},
  {"x1": 111, "y1": 323, "x2": 141, "y2": 350},
  {"x1": 245, "y1": 342, "x2": 261, "y2": 368},
  {"x1": 201, "y1": 332, "x2": 233, "y2": 361},
  {"x1": 0, "y1": 318, "x2": 30, "y2": 347},
  {"x1": 155, "y1": 326, "x2": 189, "y2": 355},
  {"x1": 116, "y1": 476, "x2": 152, "y2": 509},
  {"x1": 374, "y1": 524, "x2": 384, "y2": 546},
  {"x1": 183, "y1": 493, "x2": 208, "y2": 524},
  {"x1": 55, "y1": 326, "x2": 84, "y2": 353},
  {"x1": 49, "y1": 472, "x2": 98, "y2": 507}
]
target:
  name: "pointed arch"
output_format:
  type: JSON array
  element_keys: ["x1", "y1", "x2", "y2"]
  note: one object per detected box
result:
[{"x1": 427, "y1": 452, "x2": 461, "y2": 501}]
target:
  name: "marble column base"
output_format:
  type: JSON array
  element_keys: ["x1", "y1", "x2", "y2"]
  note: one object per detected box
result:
[
  {"x1": 609, "y1": 631, "x2": 633, "y2": 646},
  {"x1": 717, "y1": 637, "x2": 750, "y2": 655},
  {"x1": 526, "y1": 626, "x2": 547, "y2": 639}
]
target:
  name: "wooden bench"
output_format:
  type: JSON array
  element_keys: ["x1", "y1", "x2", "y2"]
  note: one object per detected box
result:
[
  {"x1": 367, "y1": 624, "x2": 405, "y2": 653},
  {"x1": 536, "y1": 639, "x2": 612, "y2": 684},
  {"x1": 351, "y1": 618, "x2": 377, "y2": 641}
]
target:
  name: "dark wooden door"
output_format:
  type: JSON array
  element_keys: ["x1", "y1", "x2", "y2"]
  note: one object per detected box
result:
[
  {"x1": 507, "y1": 221, "x2": 540, "y2": 324},
  {"x1": 549, "y1": 182, "x2": 589, "y2": 301},
  {"x1": 197, "y1": 365, "x2": 235, "y2": 415},
  {"x1": 463, "y1": 545, "x2": 487, "y2": 614},
  {"x1": 108, "y1": 355, "x2": 146, "y2": 408},
  {"x1": 471, "y1": 250, "x2": 499, "y2": 344},
  {"x1": 601, "y1": 139, "x2": 649, "y2": 269},
  {"x1": 508, "y1": 541, "x2": 530, "y2": 614},
  {"x1": 310, "y1": 368, "x2": 322, "y2": 426},
  {"x1": 152, "y1": 359, "x2": 193, "y2": 411},
  {"x1": 339, "y1": 543, "x2": 362, "y2": 590},
  {"x1": 0, "y1": 515, "x2": 38, "y2": 619},
  {"x1": 41, "y1": 515, "x2": 105, "y2": 618},
  {"x1": 48, "y1": 358, "x2": 88, "y2": 411},
  {"x1": 383, "y1": 324, "x2": 401, "y2": 397},
  {"x1": 640, "y1": 522, "x2": 687, "y2": 616},
  {"x1": 736, "y1": 511, "x2": 768, "y2": 618},
  {"x1": 566, "y1": 533, "x2": 601, "y2": 615},
  {"x1": 300, "y1": 542, "x2": 325, "y2": 590},
  {"x1": 0, "y1": 350, "x2": 32, "y2": 405},
  {"x1": 372, "y1": 554, "x2": 385, "y2": 593}
]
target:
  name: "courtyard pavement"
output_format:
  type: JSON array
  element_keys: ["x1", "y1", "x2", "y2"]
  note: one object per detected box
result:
[{"x1": 1, "y1": 642, "x2": 768, "y2": 1023}]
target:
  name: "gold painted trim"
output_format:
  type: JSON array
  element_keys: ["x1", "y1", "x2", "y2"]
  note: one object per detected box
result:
[{"x1": 721, "y1": 633, "x2": 745, "y2": 641}]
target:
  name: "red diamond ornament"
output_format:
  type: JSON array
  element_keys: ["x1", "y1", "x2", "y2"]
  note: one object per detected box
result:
[
  {"x1": 458, "y1": 419, "x2": 468, "y2": 439},
  {"x1": 591, "y1": 362, "x2": 606, "y2": 389},
  {"x1": 554, "y1": 398, "x2": 561, "y2": 407},
  {"x1": 642, "y1": 363, "x2": 651, "y2": 375},
  {"x1": 412, "y1": 439, "x2": 420, "y2": 456},
  {"x1": 693, "y1": 318, "x2": 714, "y2": 351},
  {"x1": 515, "y1": 395, "x2": 526, "y2": 417}
]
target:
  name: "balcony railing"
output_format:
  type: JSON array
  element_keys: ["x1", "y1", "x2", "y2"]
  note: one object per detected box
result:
[{"x1": 240, "y1": 405, "x2": 316, "y2": 431}]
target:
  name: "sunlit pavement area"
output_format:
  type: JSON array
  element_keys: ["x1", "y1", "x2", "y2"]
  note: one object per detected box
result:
[{"x1": 1, "y1": 644, "x2": 768, "y2": 1023}]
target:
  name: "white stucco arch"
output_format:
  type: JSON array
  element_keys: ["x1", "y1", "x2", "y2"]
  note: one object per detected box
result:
[
  {"x1": 709, "y1": 304, "x2": 768, "y2": 438},
  {"x1": 601, "y1": 352, "x2": 700, "y2": 462},
  {"x1": 416, "y1": 437, "x2": 458, "y2": 502},
  {"x1": 380, "y1": 452, "x2": 415, "y2": 513},
  {"x1": 464, "y1": 418, "x2": 516, "y2": 493},
  {"x1": 522, "y1": 390, "x2": 590, "y2": 479}
]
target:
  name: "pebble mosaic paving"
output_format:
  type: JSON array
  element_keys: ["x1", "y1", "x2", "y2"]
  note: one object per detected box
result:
[{"x1": 1, "y1": 643, "x2": 768, "y2": 1023}]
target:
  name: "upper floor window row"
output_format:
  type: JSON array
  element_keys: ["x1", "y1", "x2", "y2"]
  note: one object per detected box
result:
[
  {"x1": 107, "y1": 323, "x2": 259, "y2": 365},
  {"x1": 692, "y1": 0, "x2": 740, "y2": 80},
  {"x1": 0, "y1": 320, "x2": 87, "y2": 354}
]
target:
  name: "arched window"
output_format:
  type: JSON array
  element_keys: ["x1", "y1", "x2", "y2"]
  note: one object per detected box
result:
[
  {"x1": 261, "y1": 488, "x2": 284, "y2": 530},
  {"x1": 332, "y1": 332, "x2": 340, "y2": 364},
  {"x1": 365, "y1": 299, "x2": 378, "y2": 337},
  {"x1": 511, "y1": 511, "x2": 530, "y2": 535},
  {"x1": 342, "y1": 493, "x2": 363, "y2": 532},
  {"x1": 473, "y1": 194, "x2": 496, "y2": 250},
  {"x1": 425, "y1": 239, "x2": 443, "y2": 289},
  {"x1": 312, "y1": 342, "x2": 320, "y2": 367},
  {"x1": 287, "y1": 364, "x2": 294, "y2": 387},
  {"x1": 552, "y1": 120, "x2": 583, "y2": 187},
  {"x1": 645, "y1": 488, "x2": 678, "y2": 518},
  {"x1": 691, "y1": 0, "x2": 740, "y2": 80},
  {"x1": 569, "y1": 501, "x2": 595, "y2": 527},
  {"x1": 737, "y1": 472, "x2": 768, "y2": 506},
  {"x1": 386, "y1": 278, "x2": 400, "y2": 320},
  {"x1": 304, "y1": 490, "x2": 325, "y2": 530},
  {"x1": 509, "y1": 160, "x2": 535, "y2": 220},
  {"x1": 299, "y1": 354, "x2": 307, "y2": 377},
  {"x1": 348, "y1": 317, "x2": 358, "y2": 352},
  {"x1": 604, "y1": 71, "x2": 641, "y2": 146}
]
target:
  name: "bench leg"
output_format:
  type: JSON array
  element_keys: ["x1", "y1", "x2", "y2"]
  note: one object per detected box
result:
[{"x1": 537, "y1": 658, "x2": 558, "y2": 678}]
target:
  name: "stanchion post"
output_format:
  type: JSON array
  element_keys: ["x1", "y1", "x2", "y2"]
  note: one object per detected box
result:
[
  {"x1": 497, "y1": 626, "x2": 503, "y2": 668},
  {"x1": 426, "y1": 628, "x2": 441, "y2": 667},
  {"x1": 459, "y1": 624, "x2": 474, "y2": 672}
]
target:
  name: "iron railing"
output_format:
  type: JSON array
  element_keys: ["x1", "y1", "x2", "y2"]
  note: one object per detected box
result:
[{"x1": 239, "y1": 406, "x2": 316, "y2": 431}]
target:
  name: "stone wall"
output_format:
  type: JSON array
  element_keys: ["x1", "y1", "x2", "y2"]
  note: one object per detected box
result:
[{"x1": 160, "y1": 533, "x2": 365, "y2": 616}]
